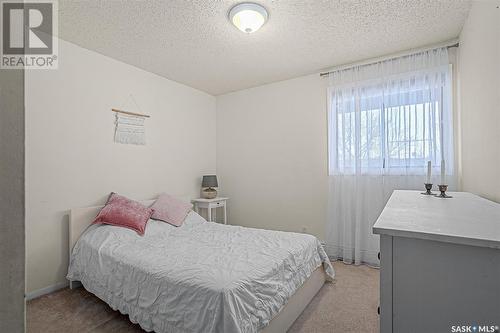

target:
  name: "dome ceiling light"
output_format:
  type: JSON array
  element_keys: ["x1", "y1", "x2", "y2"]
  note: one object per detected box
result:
[{"x1": 229, "y1": 3, "x2": 268, "y2": 34}]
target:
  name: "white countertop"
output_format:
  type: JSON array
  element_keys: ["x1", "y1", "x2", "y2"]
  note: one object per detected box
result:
[{"x1": 373, "y1": 190, "x2": 500, "y2": 249}]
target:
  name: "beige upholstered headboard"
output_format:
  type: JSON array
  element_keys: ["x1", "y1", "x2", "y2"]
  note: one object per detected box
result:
[
  {"x1": 68, "y1": 194, "x2": 194, "y2": 258},
  {"x1": 69, "y1": 200, "x2": 155, "y2": 259}
]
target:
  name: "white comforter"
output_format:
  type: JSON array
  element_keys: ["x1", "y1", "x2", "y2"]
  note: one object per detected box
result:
[{"x1": 67, "y1": 212, "x2": 334, "y2": 333}]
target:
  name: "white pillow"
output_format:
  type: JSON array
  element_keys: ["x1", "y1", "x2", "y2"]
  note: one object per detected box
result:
[{"x1": 182, "y1": 211, "x2": 207, "y2": 227}]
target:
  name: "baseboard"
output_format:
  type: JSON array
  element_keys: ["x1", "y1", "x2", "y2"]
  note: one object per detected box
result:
[{"x1": 25, "y1": 281, "x2": 69, "y2": 301}]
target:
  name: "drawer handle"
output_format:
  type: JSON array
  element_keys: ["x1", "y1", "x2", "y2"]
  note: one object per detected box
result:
[
  {"x1": 378, "y1": 252, "x2": 380, "y2": 260},
  {"x1": 377, "y1": 306, "x2": 380, "y2": 315}
]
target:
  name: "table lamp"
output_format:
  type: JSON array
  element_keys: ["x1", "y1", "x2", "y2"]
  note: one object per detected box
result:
[{"x1": 201, "y1": 175, "x2": 218, "y2": 199}]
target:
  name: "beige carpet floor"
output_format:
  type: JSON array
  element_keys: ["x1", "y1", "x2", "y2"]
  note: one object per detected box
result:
[{"x1": 27, "y1": 262, "x2": 379, "y2": 333}]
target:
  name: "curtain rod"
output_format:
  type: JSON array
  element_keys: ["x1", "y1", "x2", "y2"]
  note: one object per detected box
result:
[{"x1": 319, "y1": 41, "x2": 459, "y2": 77}]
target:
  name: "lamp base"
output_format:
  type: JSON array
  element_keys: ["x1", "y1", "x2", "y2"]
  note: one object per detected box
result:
[{"x1": 202, "y1": 188, "x2": 217, "y2": 199}]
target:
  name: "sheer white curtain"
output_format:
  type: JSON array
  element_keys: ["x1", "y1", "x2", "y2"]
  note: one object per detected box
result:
[{"x1": 325, "y1": 47, "x2": 455, "y2": 265}]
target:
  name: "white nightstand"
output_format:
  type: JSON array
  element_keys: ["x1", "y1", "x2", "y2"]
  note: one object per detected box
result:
[{"x1": 191, "y1": 197, "x2": 228, "y2": 224}]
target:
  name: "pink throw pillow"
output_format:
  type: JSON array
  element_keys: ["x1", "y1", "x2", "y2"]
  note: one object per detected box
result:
[
  {"x1": 150, "y1": 193, "x2": 192, "y2": 227},
  {"x1": 92, "y1": 193, "x2": 154, "y2": 235}
]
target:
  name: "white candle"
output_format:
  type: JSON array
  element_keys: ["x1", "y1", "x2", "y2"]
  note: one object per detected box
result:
[
  {"x1": 440, "y1": 160, "x2": 446, "y2": 185},
  {"x1": 426, "y1": 161, "x2": 431, "y2": 184}
]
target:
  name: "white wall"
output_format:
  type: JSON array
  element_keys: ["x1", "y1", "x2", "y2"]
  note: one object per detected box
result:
[
  {"x1": 458, "y1": 1, "x2": 500, "y2": 203},
  {"x1": 216, "y1": 51, "x2": 461, "y2": 241},
  {"x1": 216, "y1": 74, "x2": 328, "y2": 239},
  {"x1": 25, "y1": 39, "x2": 216, "y2": 294}
]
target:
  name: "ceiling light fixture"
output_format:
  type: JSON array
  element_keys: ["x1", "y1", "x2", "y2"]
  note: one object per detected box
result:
[{"x1": 229, "y1": 3, "x2": 268, "y2": 34}]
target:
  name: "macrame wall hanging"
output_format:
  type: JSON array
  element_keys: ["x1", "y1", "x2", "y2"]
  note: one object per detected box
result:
[{"x1": 112, "y1": 94, "x2": 150, "y2": 145}]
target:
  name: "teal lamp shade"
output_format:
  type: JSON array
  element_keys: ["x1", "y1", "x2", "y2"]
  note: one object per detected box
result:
[{"x1": 202, "y1": 175, "x2": 218, "y2": 188}]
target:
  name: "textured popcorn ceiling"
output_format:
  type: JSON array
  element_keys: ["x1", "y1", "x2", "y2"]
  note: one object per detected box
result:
[{"x1": 58, "y1": 0, "x2": 471, "y2": 95}]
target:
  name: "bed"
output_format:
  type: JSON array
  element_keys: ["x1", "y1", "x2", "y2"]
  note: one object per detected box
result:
[{"x1": 67, "y1": 201, "x2": 335, "y2": 333}]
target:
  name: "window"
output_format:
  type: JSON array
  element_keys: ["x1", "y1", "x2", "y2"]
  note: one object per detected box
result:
[{"x1": 328, "y1": 56, "x2": 453, "y2": 176}]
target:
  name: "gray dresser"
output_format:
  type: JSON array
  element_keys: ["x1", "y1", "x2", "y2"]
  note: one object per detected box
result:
[{"x1": 373, "y1": 190, "x2": 500, "y2": 333}]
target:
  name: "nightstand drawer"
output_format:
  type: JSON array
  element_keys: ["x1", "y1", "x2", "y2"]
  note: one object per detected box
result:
[{"x1": 212, "y1": 200, "x2": 225, "y2": 207}]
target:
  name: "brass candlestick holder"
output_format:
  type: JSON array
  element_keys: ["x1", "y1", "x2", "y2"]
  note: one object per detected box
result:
[
  {"x1": 435, "y1": 184, "x2": 452, "y2": 198},
  {"x1": 421, "y1": 183, "x2": 433, "y2": 195}
]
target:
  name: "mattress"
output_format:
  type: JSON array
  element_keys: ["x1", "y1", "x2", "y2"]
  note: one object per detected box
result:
[{"x1": 67, "y1": 211, "x2": 335, "y2": 333}]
